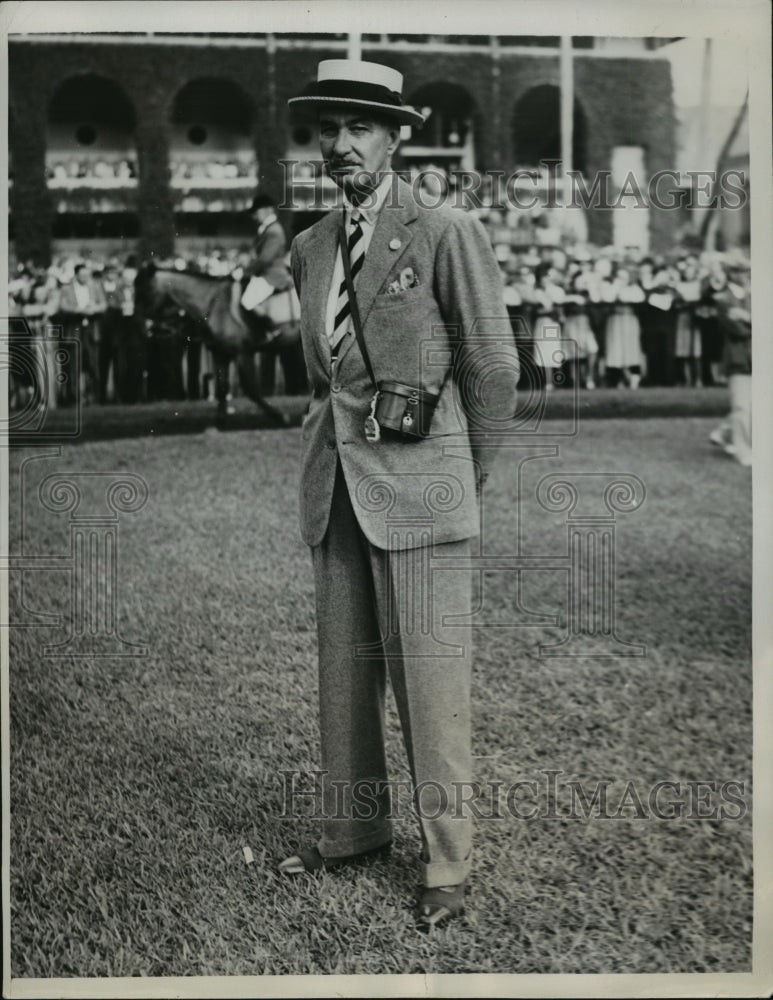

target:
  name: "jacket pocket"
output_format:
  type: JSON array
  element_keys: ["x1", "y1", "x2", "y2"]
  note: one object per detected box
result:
[{"x1": 373, "y1": 283, "x2": 433, "y2": 311}]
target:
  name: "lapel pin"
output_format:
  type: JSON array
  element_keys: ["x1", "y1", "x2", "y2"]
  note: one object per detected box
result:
[{"x1": 389, "y1": 238, "x2": 402, "y2": 251}]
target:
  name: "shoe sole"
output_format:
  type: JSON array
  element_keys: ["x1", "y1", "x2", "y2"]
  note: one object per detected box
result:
[
  {"x1": 279, "y1": 841, "x2": 392, "y2": 875},
  {"x1": 416, "y1": 903, "x2": 466, "y2": 930}
]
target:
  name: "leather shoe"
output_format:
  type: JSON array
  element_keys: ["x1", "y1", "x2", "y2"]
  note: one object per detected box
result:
[
  {"x1": 416, "y1": 882, "x2": 466, "y2": 930},
  {"x1": 278, "y1": 841, "x2": 392, "y2": 875}
]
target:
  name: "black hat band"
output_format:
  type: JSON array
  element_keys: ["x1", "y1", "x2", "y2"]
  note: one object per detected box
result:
[{"x1": 304, "y1": 78, "x2": 404, "y2": 107}]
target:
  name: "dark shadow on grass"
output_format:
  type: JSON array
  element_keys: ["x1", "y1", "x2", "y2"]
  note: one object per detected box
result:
[{"x1": 7, "y1": 388, "x2": 731, "y2": 446}]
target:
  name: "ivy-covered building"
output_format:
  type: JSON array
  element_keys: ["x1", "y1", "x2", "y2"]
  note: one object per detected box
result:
[{"x1": 8, "y1": 33, "x2": 678, "y2": 264}]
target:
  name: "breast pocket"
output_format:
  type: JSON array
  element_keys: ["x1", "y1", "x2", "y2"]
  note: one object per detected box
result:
[{"x1": 373, "y1": 282, "x2": 434, "y2": 312}]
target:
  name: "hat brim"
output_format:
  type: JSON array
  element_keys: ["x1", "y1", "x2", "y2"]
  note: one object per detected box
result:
[{"x1": 288, "y1": 95, "x2": 425, "y2": 127}]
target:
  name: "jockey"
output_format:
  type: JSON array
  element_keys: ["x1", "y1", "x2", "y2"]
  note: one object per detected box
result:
[{"x1": 238, "y1": 193, "x2": 294, "y2": 315}]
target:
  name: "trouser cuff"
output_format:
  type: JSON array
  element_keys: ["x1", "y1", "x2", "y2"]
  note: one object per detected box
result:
[
  {"x1": 420, "y1": 853, "x2": 472, "y2": 889},
  {"x1": 318, "y1": 823, "x2": 392, "y2": 859}
]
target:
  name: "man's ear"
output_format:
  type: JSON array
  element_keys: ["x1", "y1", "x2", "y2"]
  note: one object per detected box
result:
[{"x1": 387, "y1": 126, "x2": 401, "y2": 155}]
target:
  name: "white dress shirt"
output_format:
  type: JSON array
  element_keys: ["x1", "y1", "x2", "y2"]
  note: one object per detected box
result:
[
  {"x1": 325, "y1": 174, "x2": 393, "y2": 342},
  {"x1": 73, "y1": 280, "x2": 91, "y2": 311}
]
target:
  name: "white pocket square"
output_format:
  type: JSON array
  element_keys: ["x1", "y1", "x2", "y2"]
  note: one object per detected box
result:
[{"x1": 387, "y1": 267, "x2": 420, "y2": 294}]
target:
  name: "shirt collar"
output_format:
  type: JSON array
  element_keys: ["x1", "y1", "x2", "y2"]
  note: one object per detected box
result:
[
  {"x1": 258, "y1": 213, "x2": 277, "y2": 235},
  {"x1": 344, "y1": 173, "x2": 393, "y2": 227}
]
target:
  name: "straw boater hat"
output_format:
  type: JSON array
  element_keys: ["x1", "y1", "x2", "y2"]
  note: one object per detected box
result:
[{"x1": 288, "y1": 59, "x2": 426, "y2": 127}]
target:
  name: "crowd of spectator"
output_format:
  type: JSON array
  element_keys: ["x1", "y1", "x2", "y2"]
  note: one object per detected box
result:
[
  {"x1": 42, "y1": 157, "x2": 256, "y2": 187},
  {"x1": 170, "y1": 158, "x2": 257, "y2": 183},
  {"x1": 474, "y1": 223, "x2": 752, "y2": 392},
  {"x1": 8, "y1": 211, "x2": 752, "y2": 421},
  {"x1": 8, "y1": 255, "x2": 222, "y2": 411},
  {"x1": 46, "y1": 158, "x2": 138, "y2": 184}
]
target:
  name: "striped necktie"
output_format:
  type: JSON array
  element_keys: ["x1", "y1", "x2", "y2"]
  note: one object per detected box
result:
[{"x1": 331, "y1": 212, "x2": 365, "y2": 355}]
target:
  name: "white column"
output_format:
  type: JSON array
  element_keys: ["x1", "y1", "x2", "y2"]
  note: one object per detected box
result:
[
  {"x1": 698, "y1": 39, "x2": 713, "y2": 168},
  {"x1": 348, "y1": 33, "x2": 362, "y2": 60},
  {"x1": 697, "y1": 38, "x2": 714, "y2": 246},
  {"x1": 560, "y1": 35, "x2": 574, "y2": 204}
]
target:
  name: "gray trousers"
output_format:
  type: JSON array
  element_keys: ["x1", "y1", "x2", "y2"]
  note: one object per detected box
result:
[{"x1": 311, "y1": 460, "x2": 473, "y2": 888}]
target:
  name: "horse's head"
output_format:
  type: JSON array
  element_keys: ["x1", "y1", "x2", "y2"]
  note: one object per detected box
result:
[{"x1": 134, "y1": 262, "x2": 186, "y2": 333}]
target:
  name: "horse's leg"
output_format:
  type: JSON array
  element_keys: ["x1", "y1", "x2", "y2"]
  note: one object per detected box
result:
[
  {"x1": 212, "y1": 350, "x2": 231, "y2": 417},
  {"x1": 282, "y1": 333, "x2": 308, "y2": 395},
  {"x1": 266, "y1": 320, "x2": 305, "y2": 396},
  {"x1": 205, "y1": 287, "x2": 286, "y2": 423},
  {"x1": 259, "y1": 344, "x2": 278, "y2": 396},
  {"x1": 235, "y1": 351, "x2": 288, "y2": 425}
]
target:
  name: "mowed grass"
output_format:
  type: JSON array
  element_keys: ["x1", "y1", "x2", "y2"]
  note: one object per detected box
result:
[{"x1": 8, "y1": 416, "x2": 752, "y2": 977}]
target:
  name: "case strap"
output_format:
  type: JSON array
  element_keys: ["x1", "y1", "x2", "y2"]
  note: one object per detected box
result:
[{"x1": 338, "y1": 210, "x2": 455, "y2": 406}]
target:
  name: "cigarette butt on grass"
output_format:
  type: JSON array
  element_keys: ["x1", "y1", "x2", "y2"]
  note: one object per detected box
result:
[{"x1": 242, "y1": 846, "x2": 255, "y2": 865}]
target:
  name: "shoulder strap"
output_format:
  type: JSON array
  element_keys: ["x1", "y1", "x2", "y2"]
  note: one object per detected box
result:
[{"x1": 339, "y1": 212, "x2": 377, "y2": 389}]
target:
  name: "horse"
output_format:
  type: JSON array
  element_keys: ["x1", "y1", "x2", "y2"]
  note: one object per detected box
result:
[{"x1": 134, "y1": 263, "x2": 305, "y2": 424}]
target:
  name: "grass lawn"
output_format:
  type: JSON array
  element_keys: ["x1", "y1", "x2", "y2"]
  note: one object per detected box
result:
[{"x1": 8, "y1": 415, "x2": 752, "y2": 977}]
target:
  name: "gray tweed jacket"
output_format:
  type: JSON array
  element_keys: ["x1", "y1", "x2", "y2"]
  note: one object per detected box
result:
[{"x1": 290, "y1": 177, "x2": 519, "y2": 550}]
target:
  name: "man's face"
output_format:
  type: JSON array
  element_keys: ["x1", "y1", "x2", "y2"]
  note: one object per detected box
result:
[
  {"x1": 75, "y1": 267, "x2": 88, "y2": 284},
  {"x1": 318, "y1": 109, "x2": 399, "y2": 194}
]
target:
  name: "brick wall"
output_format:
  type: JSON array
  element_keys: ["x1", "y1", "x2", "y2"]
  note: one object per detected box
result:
[{"x1": 9, "y1": 39, "x2": 677, "y2": 263}]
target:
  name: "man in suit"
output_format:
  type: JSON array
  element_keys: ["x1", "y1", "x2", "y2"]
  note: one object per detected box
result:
[
  {"x1": 709, "y1": 259, "x2": 752, "y2": 465},
  {"x1": 279, "y1": 60, "x2": 520, "y2": 929},
  {"x1": 57, "y1": 261, "x2": 107, "y2": 405},
  {"x1": 98, "y1": 262, "x2": 123, "y2": 404}
]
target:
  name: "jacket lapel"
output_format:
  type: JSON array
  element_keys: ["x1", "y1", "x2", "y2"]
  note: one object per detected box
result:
[{"x1": 303, "y1": 210, "x2": 340, "y2": 370}]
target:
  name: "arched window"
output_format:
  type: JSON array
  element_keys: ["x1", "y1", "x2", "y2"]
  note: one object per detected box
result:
[
  {"x1": 512, "y1": 84, "x2": 587, "y2": 175},
  {"x1": 170, "y1": 78, "x2": 257, "y2": 250},
  {"x1": 403, "y1": 82, "x2": 477, "y2": 173},
  {"x1": 285, "y1": 92, "x2": 339, "y2": 216},
  {"x1": 47, "y1": 74, "x2": 137, "y2": 190},
  {"x1": 170, "y1": 77, "x2": 256, "y2": 202},
  {"x1": 47, "y1": 75, "x2": 140, "y2": 247}
]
